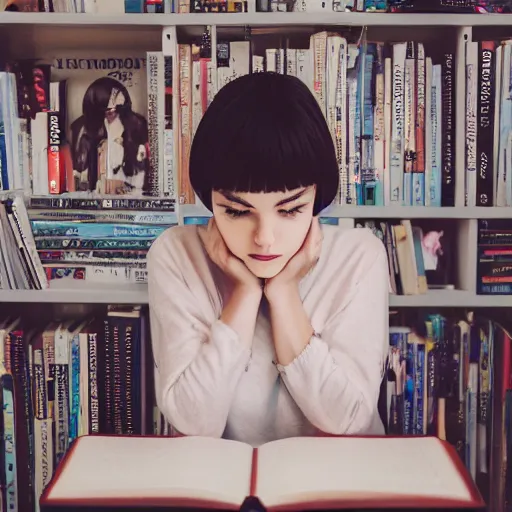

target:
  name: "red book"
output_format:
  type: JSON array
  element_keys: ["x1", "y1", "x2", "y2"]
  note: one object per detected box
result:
[{"x1": 40, "y1": 434, "x2": 485, "y2": 511}]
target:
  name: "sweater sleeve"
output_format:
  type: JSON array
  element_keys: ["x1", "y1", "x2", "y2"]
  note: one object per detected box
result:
[
  {"x1": 147, "y1": 232, "x2": 252, "y2": 438},
  {"x1": 276, "y1": 245, "x2": 389, "y2": 435}
]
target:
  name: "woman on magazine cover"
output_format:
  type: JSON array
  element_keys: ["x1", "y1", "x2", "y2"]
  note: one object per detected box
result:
[
  {"x1": 147, "y1": 71, "x2": 389, "y2": 447},
  {"x1": 70, "y1": 76, "x2": 149, "y2": 196}
]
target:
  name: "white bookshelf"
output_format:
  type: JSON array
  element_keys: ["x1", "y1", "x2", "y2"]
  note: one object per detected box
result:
[{"x1": 1, "y1": 10, "x2": 511, "y2": 307}]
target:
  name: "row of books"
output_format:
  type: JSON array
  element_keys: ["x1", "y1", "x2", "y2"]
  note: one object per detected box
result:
[
  {"x1": 0, "y1": 191, "x2": 497, "y2": 294},
  {"x1": 3, "y1": 0, "x2": 512, "y2": 13},
  {"x1": 2, "y1": 189, "x2": 511, "y2": 296},
  {"x1": 176, "y1": 32, "x2": 457, "y2": 207},
  {"x1": 384, "y1": 311, "x2": 512, "y2": 511},
  {"x1": 0, "y1": 195, "x2": 46, "y2": 290},
  {"x1": 477, "y1": 218, "x2": 512, "y2": 295},
  {"x1": 465, "y1": 40, "x2": 512, "y2": 208},
  {"x1": 1, "y1": 28, "x2": 512, "y2": 209},
  {"x1": 0, "y1": 190, "x2": 454, "y2": 291},
  {"x1": 26, "y1": 195, "x2": 177, "y2": 285},
  {"x1": 0, "y1": 305, "x2": 152, "y2": 512},
  {"x1": 0, "y1": 50, "x2": 175, "y2": 200},
  {"x1": 0, "y1": 307, "x2": 509, "y2": 511},
  {"x1": 355, "y1": 218, "x2": 454, "y2": 295},
  {"x1": 0, "y1": 192, "x2": 179, "y2": 289}
]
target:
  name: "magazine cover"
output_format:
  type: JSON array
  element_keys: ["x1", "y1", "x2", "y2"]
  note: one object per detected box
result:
[{"x1": 46, "y1": 51, "x2": 151, "y2": 197}]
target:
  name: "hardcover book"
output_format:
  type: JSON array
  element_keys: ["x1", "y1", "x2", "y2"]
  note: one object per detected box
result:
[{"x1": 40, "y1": 434, "x2": 485, "y2": 511}]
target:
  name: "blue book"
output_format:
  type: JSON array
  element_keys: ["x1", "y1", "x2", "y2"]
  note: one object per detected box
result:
[{"x1": 183, "y1": 216, "x2": 211, "y2": 225}]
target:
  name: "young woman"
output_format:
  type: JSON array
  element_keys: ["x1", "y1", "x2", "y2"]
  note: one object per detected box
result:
[{"x1": 148, "y1": 71, "x2": 389, "y2": 447}]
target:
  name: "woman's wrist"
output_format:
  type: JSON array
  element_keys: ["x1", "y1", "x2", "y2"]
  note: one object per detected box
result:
[
  {"x1": 233, "y1": 280, "x2": 263, "y2": 299},
  {"x1": 264, "y1": 279, "x2": 298, "y2": 305}
]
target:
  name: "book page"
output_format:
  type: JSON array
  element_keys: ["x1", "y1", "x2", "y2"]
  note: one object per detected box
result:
[
  {"x1": 46, "y1": 435, "x2": 253, "y2": 506},
  {"x1": 257, "y1": 436, "x2": 473, "y2": 508}
]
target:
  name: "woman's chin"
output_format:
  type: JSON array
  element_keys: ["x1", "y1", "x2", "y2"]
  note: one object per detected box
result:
[{"x1": 245, "y1": 260, "x2": 286, "y2": 279}]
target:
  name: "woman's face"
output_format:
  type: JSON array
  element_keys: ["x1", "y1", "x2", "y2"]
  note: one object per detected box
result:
[
  {"x1": 212, "y1": 185, "x2": 316, "y2": 279},
  {"x1": 105, "y1": 88, "x2": 126, "y2": 123}
]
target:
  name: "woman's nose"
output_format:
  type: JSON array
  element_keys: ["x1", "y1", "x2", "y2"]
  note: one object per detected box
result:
[{"x1": 254, "y1": 220, "x2": 275, "y2": 248}]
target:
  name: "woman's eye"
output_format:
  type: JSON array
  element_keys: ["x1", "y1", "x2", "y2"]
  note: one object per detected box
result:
[
  {"x1": 225, "y1": 207, "x2": 249, "y2": 218},
  {"x1": 279, "y1": 206, "x2": 304, "y2": 217}
]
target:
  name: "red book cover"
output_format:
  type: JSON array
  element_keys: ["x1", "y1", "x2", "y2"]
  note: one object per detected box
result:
[{"x1": 40, "y1": 434, "x2": 485, "y2": 511}]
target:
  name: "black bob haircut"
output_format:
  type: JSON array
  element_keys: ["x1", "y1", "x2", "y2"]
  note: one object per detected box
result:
[{"x1": 189, "y1": 71, "x2": 339, "y2": 216}]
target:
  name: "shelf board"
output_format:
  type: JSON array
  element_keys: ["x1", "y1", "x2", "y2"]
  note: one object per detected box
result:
[
  {"x1": 180, "y1": 203, "x2": 512, "y2": 219},
  {"x1": 0, "y1": 284, "x2": 510, "y2": 307},
  {"x1": 389, "y1": 290, "x2": 512, "y2": 308},
  {"x1": 2, "y1": 11, "x2": 512, "y2": 27},
  {"x1": 0, "y1": 281, "x2": 148, "y2": 304},
  {"x1": 321, "y1": 205, "x2": 512, "y2": 219}
]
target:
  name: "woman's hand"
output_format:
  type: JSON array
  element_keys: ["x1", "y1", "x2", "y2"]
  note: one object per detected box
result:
[
  {"x1": 264, "y1": 217, "x2": 323, "y2": 300},
  {"x1": 198, "y1": 217, "x2": 263, "y2": 294}
]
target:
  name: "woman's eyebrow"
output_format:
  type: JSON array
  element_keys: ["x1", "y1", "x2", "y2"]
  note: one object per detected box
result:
[
  {"x1": 219, "y1": 191, "x2": 254, "y2": 208},
  {"x1": 275, "y1": 188, "x2": 308, "y2": 207}
]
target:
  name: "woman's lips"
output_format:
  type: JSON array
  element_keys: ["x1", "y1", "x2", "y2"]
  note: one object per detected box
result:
[{"x1": 249, "y1": 254, "x2": 281, "y2": 261}]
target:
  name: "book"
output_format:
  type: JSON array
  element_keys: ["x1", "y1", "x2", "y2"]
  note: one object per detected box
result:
[{"x1": 40, "y1": 434, "x2": 485, "y2": 511}]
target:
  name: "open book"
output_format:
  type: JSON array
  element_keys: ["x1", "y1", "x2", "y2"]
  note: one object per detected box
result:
[{"x1": 40, "y1": 435, "x2": 485, "y2": 511}]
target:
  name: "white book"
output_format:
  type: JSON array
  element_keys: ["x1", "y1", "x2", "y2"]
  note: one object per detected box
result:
[
  {"x1": 336, "y1": 38, "x2": 348, "y2": 204},
  {"x1": 465, "y1": 42, "x2": 478, "y2": 207},
  {"x1": 390, "y1": 42, "x2": 407, "y2": 205},
  {"x1": 295, "y1": 49, "x2": 313, "y2": 95},
  {"x1": 403, "y1": 43, "x2": 416, "y2": 205},
  {"x1": 493, "y1": 45, "x2": 502, "y2": 206},
  {"x1": 431, "y1": 64, "x2": 443, "y2": 207},
  {"x1": 310, "y1": 32, "x2": 327, "y2": 117},
  {"x1": 424, "y1": 57, "x2": 432, "y2": 207},
  {"x1": 286, "y1": 49, "x2": 297, "y2": 76},
  {"x1": 497, "y1": 42, "x2": 512, "y2": 206},
  {"x1": 40, "y1": 435, "x2": 484, "y2": 511},
  {"x1": 326, "y1": 35, "x2": 342, "y2": 145},
  {"x1": 383, "y1": 57, "x2": 392, "y2": 206}
]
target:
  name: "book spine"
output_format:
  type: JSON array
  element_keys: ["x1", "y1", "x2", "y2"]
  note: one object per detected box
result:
[
  {"x1": 476, "y1": 41, "x2": 496, "y2": 206},
  {"x1": 373, "y1": 43, "x2": 385, "y2": 206},
  {"x1": 30, "y1": 221, "x2": 167, "y2": 239},
  {"x1": 47, "y1": 111, "x2": 62, "y2": 195},
  {"x1": 68, "y1": 333, "x2": 80, "y2": 444},
  {"x1": 336, "y1": 40, "x2": 348, "y2": 204},
  {"x1": 88, "y1": 333, "x2": 99, "y2": 434},
  {"x1": 346, "y1": 45, "x2": 359, "y2": 205},
  {"x1": 430, "y1": 64, "x2": 443, "y2": 206},
  {"x1": 113, "y1": 319, "x2": 122, "y2": 434},
  {"x1": 103, "y1": 319, "x2": 114, "y2": 434},
  {"x1": 147, "y1": 51, "x2": 163, "y2": 197},
  {"x1": 361, "y1": 43, "x2": 375, "y2": 206},
  {"x1": 465, "y1": 42, "x2": 478, "y2": 207},
  {"x1": 164, "y1": 54, "x2": 176, "y2": 199},
  {"x1": 43, "y1": 264, "x2": 147, "y2": 282},
  {"x1": 403, "y1": 41, "x2": 416, "y2": 206},
  {"x1": 404, "y1": 338, "x2": 414, "y2": 434},
  {"x1": 27, "y1": 209, "x2": 178, "y2": 224},
  {"x1": 1, "y1": 375, "x2": 17, "y2": 512},
  {"x1": 413, "y1": 341, "x2": 425, "y2": 434},
  {"x1": 413, "y1": 42, "x2": 425, "y2": 206},
  {"x1": 35, "y1": 238, "x2": 154, "y2": 250},
  {"x1": 28, "y1": 196, "x2": 175, "y2": 211},
  {"x1": 390, "y1": 42, "x2": 406, "y2": 204},
  {"x1": 53, "y1": 349, "x2": 69, "y2": 466},
  {"x1": 178, "y1": 44, "x2": 194, "y2": 204},
  {"x1": 442, "y1": 52, "x2": 456, "y2": 206},
  {"x1": 355, "y1": 44, "x2": 363, "y2": 204}
]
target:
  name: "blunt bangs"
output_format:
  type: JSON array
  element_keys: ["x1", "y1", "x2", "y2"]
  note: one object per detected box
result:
[{"x1": 189, "y1": 72, "x2": 339, "y2": 215}]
